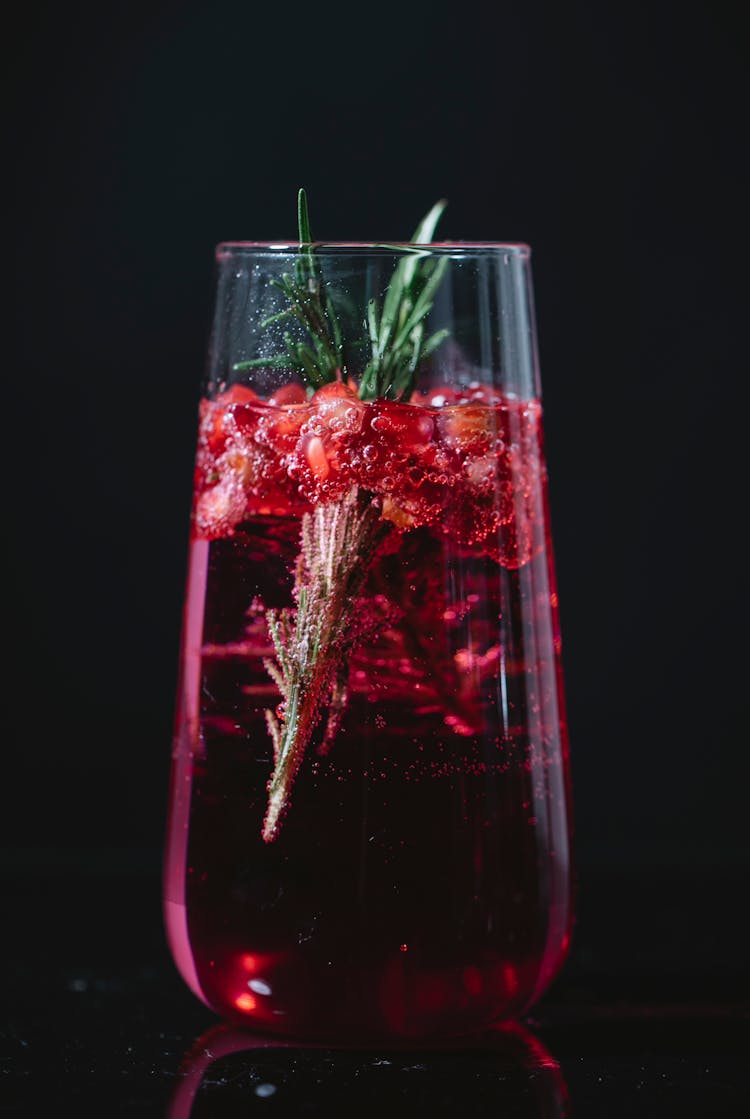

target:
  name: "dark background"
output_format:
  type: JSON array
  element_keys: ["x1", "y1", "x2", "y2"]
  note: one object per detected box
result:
[{"x1": 4, "y1": 0, "x2": 748, "y2": 997}]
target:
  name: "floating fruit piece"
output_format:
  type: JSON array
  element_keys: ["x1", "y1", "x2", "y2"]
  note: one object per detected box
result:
[
  {"x1": 463, "y1": 453, "x2": 497, "y2": 489},
  {"x1": 203, "y1": 387, "x2": 267, "y2": 453},
  {"x1": 201, "y1": 386, "x2": 261, "y2": 454},
  {"x1": 313, "y1": 377, "x2": 358, "y2": 399},
  {"x1": 311, "y1": 381, "x2": 366, "y2": 436},
  {"x1": 436, "y1": 404, "x2": 496, "y2": 452},
  {"x1": 367, "y1": 400, "x2": 435, "y2": 450},
  {"x1": 248, "y1": 404, "x2": 308, "y2": 460},
  {"x1": 269, "y1": 382, "x2": 307, "y2": 406},
  {"x1": 381, "y1": 496, "x2": 418, "y2": 529},
  {"x1": 313, "y1": 380, "x2": 358, "y2": 401},
  {"x1": 193, "y1": 473, "x2": 247, "y2": 538},
  {"x1": 303, "y1": 434, "x2": 331, "y2": 482},
  {"x1": 216, "y1": 384, "x2": 262, "y2": 406},
  {"x1": 220, "y1": 445, "x2": 264, "y2": 489}
]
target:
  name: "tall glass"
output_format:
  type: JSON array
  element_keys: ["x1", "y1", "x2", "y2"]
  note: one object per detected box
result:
[{"x1": 163, "y1": 239, "x2": 574, "y2": 1042}]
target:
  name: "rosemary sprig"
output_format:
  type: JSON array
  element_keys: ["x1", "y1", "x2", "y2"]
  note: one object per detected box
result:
[
  {"x1": 234, "y1": 188, "x2": 343, "y2": 388},
  {"x1": 242, "y1": 190, "x2": 450, "y2": 840},
  {"x1": 233, "y1": 189, "x2": 448, "y2": 401},
  {"x1": 358, "y1": 199, "x2": 450, "y2": 402},
  {"x1": 261, "y1": 489, "x2": 391, "y2": 841}
]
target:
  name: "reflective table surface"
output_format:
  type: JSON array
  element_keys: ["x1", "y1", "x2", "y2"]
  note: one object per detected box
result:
[{"x1": 2, "y1": 862, "x2": 749, "y2": 1116}]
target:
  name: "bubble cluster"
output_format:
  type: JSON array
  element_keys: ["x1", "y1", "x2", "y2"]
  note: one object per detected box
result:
[{"x1": 192, "y1": 380, "x2": 544, "y2": 565}]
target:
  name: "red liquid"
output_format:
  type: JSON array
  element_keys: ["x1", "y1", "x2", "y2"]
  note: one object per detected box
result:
[{"x1": 164, "y1": 385, "x2": 573, "y2": 1041}]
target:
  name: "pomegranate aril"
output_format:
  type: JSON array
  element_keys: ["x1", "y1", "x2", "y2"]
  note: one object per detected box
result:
[
  {"x1": 313, "y1": 380, "x2": 359, "y2": 401},
  {"x1": 269, "y1": 383, "x2": 307, "y2": 406},
  {"x1": 304, "y1": 434, "x2": 331, "y2": 481},
  {"x1": 367, "y1": 400, "x2": 435, "y2": 450}
]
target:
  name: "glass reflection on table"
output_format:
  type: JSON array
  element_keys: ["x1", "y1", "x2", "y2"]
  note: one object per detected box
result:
[{"x1": 167, "y1": 1018, "x2": 568, "y2": 1117}]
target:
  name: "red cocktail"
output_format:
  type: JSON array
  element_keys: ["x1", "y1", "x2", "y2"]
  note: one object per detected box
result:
[{"x1": 163, "y1": 209, "x2": 573, "y2": 1041}]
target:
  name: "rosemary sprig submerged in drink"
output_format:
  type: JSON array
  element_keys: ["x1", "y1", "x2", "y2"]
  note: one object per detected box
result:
[{"x1": 224, "y1": 189, "x2": 453, "y2": 839}]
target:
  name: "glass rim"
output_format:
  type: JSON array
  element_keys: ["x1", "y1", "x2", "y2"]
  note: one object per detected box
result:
[{"x1": 215, "y1": 240, "x2": 531, "y2": 259}]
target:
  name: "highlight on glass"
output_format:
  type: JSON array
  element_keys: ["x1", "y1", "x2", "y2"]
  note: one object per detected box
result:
[{"x1": 163, "y1": 191, "x2": 574, "y2": 1042}]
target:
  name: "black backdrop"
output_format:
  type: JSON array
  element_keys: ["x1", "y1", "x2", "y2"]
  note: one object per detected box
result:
[{"x1": 5, "y1": 0, "x2": 748, "y2": 984}]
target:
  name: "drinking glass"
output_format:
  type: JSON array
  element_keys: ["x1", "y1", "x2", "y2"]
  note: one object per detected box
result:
[{"x1": 163, "y1": 237, "x2": 574, "y2": 1042}]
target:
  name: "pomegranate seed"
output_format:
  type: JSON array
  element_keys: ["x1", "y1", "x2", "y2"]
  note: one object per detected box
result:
[
  {"x1": 368, "y1": 400, "x2": 435, "y2": 450},
  {"x1": 216, "y1": 384, "x2": 260, "y2": 405},
  {"x1": 269, "y1": 383, "x2": 307, "y2": 406},
  {"x1": 304, "y1": 435, "x2": 331, "y2": 481},
  {"x1": 313, "y1": 381, "x2": 359, "y2": 403}
]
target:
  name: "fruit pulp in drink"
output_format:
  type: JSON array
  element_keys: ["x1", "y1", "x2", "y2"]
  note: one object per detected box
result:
[{"x1": 164, "y1": 385, "x2": 573, "y2": 1040}]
